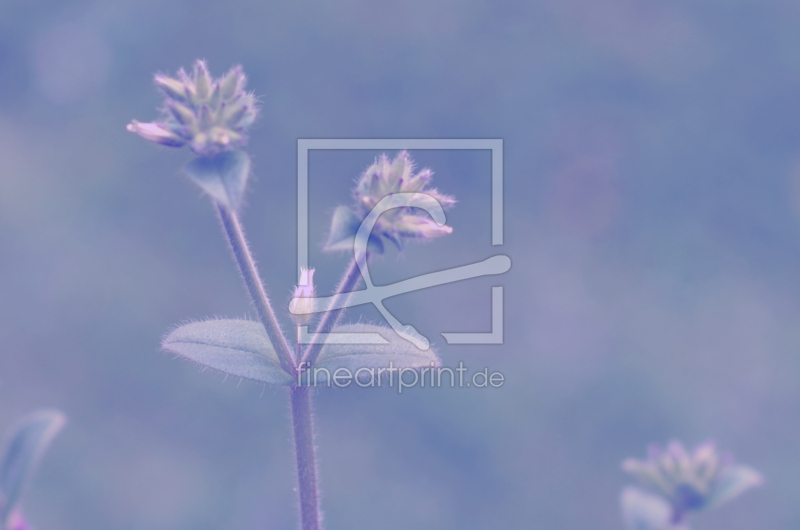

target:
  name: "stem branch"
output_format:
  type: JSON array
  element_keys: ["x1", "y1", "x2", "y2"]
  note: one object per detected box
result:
[
  {"x1": 289, "y1": 257, "x2": 364, "y2": 530},
  {"x1": 216, "y1": 202, "x2": 296, "y2": 376},
  {"x1": 301, "y1": 257, "x2": 363, "y2": 367}
]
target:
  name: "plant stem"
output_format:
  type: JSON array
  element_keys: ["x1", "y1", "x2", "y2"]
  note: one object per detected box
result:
[
  {"x1": 215, "y1": 202, "x2": 296, "y2": 376},
  {"x1": 217, "y1": 202, "x2": 321, "y2": 529},
  {"x1": 288, "y1": 258, "x2": 363, "y2": 530},
  {"x1": 301, "y1": 257, "x2": 363, "y2": 367},
  {"x1": 290, "y1": 385, "x2": 321, "y2": 530},
  {"x1": 215, "y1": 203, "x2": 367, "y2": 530}
]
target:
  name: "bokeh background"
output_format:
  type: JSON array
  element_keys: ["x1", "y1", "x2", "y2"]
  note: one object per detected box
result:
[{"x1": 1, "y1": 0, "x2": 799, "y2": 528}]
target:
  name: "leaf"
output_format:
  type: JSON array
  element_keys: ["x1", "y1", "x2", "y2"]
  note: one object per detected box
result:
[
  {"x1": 706, "y1": 464, "x2": 763, "y2": 510},
  {"x1": 620, "y1": 487, "x2": 687, "y2": 530},
  {"x1": 0, "y1": 410, "x2": 66, "y2": 527},
  {"x1": 162, "y1": 319, "x2": 294, "y2": 386},
  {"x1": 300, "y1": 323, "x2": 439, "y2": 385},
  {"x1": 183, "y1": 150, "x2": 250, "y2": 210},
  {"x1": 323, "y1": 206, "x2": 384, "y2": 254}
]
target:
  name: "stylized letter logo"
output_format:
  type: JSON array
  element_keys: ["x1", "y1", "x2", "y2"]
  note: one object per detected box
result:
[
  {"x1": 293, "y1": 191, "x2": 510, "y2": 349},
  {"x1": 295, "y1": 139, "x2": 508, "y2": 350}
]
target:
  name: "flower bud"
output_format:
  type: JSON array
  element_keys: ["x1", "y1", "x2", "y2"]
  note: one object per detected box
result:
[
  {"x1": 290, "y1": 268, "x2": 316, "y2": 325},
  {"x1": 219, "y1": 66, "x2": 244, "y2": 99},
  {"x1": 154, "y1": 74, "x2": 187, "y2": 101},
  {"x1": 194, "y1": 60, "x2": 212, "y2": 100},
  {"x1": 128, "y1": 60, "x2": 260, "y2": 157},
  {"x1": 166, "y1": 101, "x2": 196, "y2": 126},
  {"x1": 126, "y1": 120, "x2": 186, "y2": 147},
  {"x1": 324, "y1": 151, "x2": 456, "y2": 253}
]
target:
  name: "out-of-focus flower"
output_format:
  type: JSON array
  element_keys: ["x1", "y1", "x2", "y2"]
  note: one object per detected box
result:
[
  {"x1": 127, "y1": 60, "x2": 258, "y2": 157},
  {"x1": 622, "y1": 440, "x2": 763, "y2": 526},
  {"x1": 289, "y1": 267, "x2": 316, "y2": 325},
  {"x1": 324, "y1": 151, "x2": 455, "y2": 254},
  {"x1": 5, "y1": 509, "x2": 31, "y2": 530}
]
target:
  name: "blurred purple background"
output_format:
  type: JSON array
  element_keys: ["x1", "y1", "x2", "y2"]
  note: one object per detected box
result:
[{"x1": 1, "y1": 0, "x2": 798, "y2": 528}]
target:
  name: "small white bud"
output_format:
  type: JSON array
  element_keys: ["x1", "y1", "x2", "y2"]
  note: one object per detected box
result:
[{"x1": 290, "y1": 268, "x2": 316, "y2": 325}]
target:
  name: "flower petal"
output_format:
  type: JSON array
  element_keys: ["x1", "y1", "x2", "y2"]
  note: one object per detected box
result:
[
  {"x1": 620, "y1": 487, "x2": 687, "y2": 530},
  {"x1": 126, "y1": 121, "x2": 186, "y2": 147},
  {"x1": 706, "y1": 464, "x2": 764, "y2": 510}
]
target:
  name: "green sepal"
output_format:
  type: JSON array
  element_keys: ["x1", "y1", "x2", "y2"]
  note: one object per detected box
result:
[
  {"x1": 323, "y1": 206, "x2": 384, "y2": 255},
  {"x1": 183, "y1": 150, "x2": 250, "y2": 210}
]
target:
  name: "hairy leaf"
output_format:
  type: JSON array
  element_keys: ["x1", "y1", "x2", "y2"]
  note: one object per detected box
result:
[
  {"x1": 162, "y1": 319, "x2": 293, "y2": 385},
  {"x1": 0, "y1": 410, "x2": 66, "y2": 527},
  {"x1": 300, "y1": 323, "x2": 439, "y2": 385}
]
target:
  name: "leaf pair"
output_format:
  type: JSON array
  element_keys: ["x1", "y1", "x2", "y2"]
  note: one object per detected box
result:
[{"x1": 162, "y1": 319, "x2": 440, "y2": 386}]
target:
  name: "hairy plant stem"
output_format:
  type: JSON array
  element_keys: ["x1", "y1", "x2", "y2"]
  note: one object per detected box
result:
[
  {"x1": 215, "y1": 202, "x2": 296, "y2": 376},
  {"x1": 290, "y1": 385, "x2": 320, "y2": 530},
  {"x1": 215, "y1": 202, "x2": 322, "y2": 529},
  {"x1": 289, "y1": 257, "x2": 365, "y2": 529},
  {"x1": 215, "y1": 202, "x2": 366, "y2": 530},
  {"x1": 301, "y1": 257, "x2": 363, "y2": 367}
]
